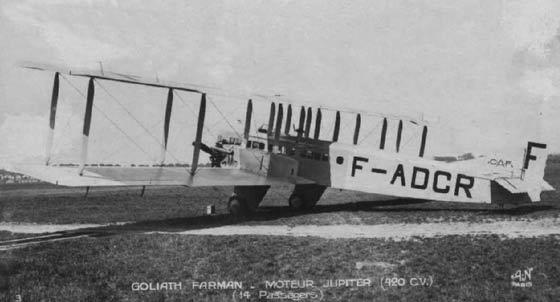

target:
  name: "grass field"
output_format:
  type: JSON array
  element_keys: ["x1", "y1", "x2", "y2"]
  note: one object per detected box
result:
[
  {"x1": 0, "y1": 234, "x2": 558, "y2": 301},
  {"x1": 0, "y1": 160, "x2": 558, "y2": 301}
]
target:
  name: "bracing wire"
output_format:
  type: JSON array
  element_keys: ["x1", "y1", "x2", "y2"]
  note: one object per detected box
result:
[
  {"x1": 322, "y1": 115, "x2": 336, "y2": 141},
  {"x1": 399, "y1": 125, "x2": 421, "y2": 150},
  {"x1": 95, "y1": 79, "x2": 183, "y2": 163},
  {"x1": 358, "y1": 119, "x2": 382, "y2": 145},
  {"x1": 335, "y1": 116, "x2": 356, "y2": 144},
  {"x1": 60, "y1": 74, "x2": 156, "y2": 162},
  {"x1": 208, "y1": 98, "x2": 243, "y2": 140},
  {"x1": 98, "y1": 119, "x2": 164, "y2": 163},
  {"x1": 172, "y1": 90, "x2": 220, "y2": 142}
]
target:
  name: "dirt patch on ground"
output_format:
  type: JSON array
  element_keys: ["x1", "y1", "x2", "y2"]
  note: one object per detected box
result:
[
  {"x1": 0, "y1": 222, "x2": 121, "y2": 233},
  {"x1": 159, "y1": 217, "x2": 560, "y2": 240},
  {"x1": 1, "y1": 217, "x2": 559, "y2": 248}
]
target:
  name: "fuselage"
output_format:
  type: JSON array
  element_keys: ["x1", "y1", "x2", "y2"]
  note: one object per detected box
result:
[
  {"x1": 327, "y1": 143, "x2": 490, "y2": 203},
  {"x1": 220, "y1": 133, "x2": 495, "y2": 204}
]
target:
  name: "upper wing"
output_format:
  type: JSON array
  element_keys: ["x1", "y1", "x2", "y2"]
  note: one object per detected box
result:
[
  {"x1": 20, "y1": 61, "x2": 205, "y2": 94},
  {"x1": 20, "y1": 61, "x2": 429, "y2": 124},
  {"x1": 10, "y1": 164, "x2": 314, "y2": 187}
]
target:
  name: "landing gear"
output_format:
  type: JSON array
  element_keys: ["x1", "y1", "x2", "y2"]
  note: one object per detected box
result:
[
  {"x1": 228, "y1": 185, "x2": 270, "y2": 217},
  {"x1": 289, "y1": 184, "x2": 327, "y2": 211},
  {"x1": 228, "y1": 195, "x2": 245, "y2": 217},
  {"x1": 288, "y1": 194, "x2": 304, "y2": 210}
]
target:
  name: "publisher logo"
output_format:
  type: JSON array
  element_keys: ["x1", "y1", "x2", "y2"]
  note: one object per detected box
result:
[{"x1": 511, "y1": 267, "x2": 533, "y2": 288}]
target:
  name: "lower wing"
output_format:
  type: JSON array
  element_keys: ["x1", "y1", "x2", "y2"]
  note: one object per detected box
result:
[{"x1": 9, "y1": 164, "x2": 314, "y2": 187}]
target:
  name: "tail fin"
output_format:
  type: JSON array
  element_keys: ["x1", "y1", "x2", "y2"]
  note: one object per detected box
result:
[
  {"x1": 522, "y1": 141, "x2": 553, "y2": 201},
  {"x1": 494, "y1": 141, "x2": 553, "y2": 202},
  {"x1": 521, "y1": 142, "x2": 548, "y2": 182}
]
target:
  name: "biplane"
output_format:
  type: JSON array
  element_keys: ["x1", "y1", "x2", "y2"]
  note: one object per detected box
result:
[{"x1": 6, "y1": 62, "x2": 555, "y2": 216}]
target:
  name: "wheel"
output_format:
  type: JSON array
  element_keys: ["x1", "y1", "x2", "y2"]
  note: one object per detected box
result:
[
  {"x1": 231, "y1": 186, "x2": 269, "y2": 216},
  {"x1": 228, "y1": 195, "x2": 246, "y2": 217},
  {"x1": 289, "y1": 184, "x2": 325, "y2": 211},
  {"x1": 288, "y1": 194, "x2": 304, "y2": 211},
  {"x1": 302, "y1": 199, "x2": 318, "y2": 210}
]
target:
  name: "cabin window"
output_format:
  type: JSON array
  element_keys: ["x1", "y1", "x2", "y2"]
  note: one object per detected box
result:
[
  {"x1": 322, "y1": 153, "x2": 329, "y2": 161},
  {"x1": 228, "y1": 137, "x2": 241, "y2": 145}
]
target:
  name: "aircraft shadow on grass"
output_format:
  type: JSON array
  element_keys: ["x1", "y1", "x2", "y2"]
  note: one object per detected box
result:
[
  {"x1": 0, "y1": 199, "x2": 555, "y2": 249},
  {"x1": 84, "y1": 199, "x2": 556, "y2": 237}
]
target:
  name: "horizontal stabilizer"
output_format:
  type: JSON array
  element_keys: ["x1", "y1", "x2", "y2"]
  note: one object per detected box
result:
[
  {"x1": 494, "y1": 177, "x2": 554, "y2": 202},
  {"x1": 495, "y1": 178, "x2": 554, "y2": 193},
  {"x1": 494, "y1": 178, "x2": 554, "y2": 193}
]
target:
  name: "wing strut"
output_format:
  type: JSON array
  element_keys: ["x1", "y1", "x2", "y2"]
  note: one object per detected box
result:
[
  {"x1": 313, "y1": 108, "x2": 322, "y2": 140},
  {"x1": 396, "y1": 120, "x2": 403, "y2": 152},
  {"x1": 284, "y1": 104, "x2": 292, "y2": 135},
  {"x1": 267, "y1": 102, "x2": 275, "y2": 138},
  {"x1": 353, "y1": 113, "x2": 361, "y2": 145},
  {"x1": 332, "y1": 111, "x2": 340, "y2": 142},
  {"x1": 274, "y1": 103, "x2": 283, "y2": 152},
  {"x1": 243, "y1": 99, "x2": 252, "y2": 147},
  {"x1": 46, "y1": 72, "x2": 59, "y2": 165},
  {"x1": 79, "y1": 78, "x2": 95, "y2": 176},
  {"x1": 297, "y1": 106, "x2": 305, "y2": 141},
  {"x1": 419, "y1": 125, "x2": 427, "y2": 157},
  {"x1": 379, "y1": 117, "x2": 388, "y2": 150},
  {"x1": 160, "y1": 88, "x2": 173, "y2": 164},
  {"x1": 191, "y1": 93, "x2": 206, "y2": 175},
  {"x1": 304, "y1": 107, "x2": 312, "y2": 140},
  {"x1": 267, "y1": 102, "x2": 276, "y2": 151}
]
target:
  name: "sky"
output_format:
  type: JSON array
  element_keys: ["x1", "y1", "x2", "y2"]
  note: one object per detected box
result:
[{"x1": 1, "y1": 0, "x2": 560, "y2": 165}]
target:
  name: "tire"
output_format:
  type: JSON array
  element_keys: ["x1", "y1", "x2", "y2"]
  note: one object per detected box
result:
[
  {"x1": 302, "y1": 199, "x2": 318, "y2": 210},
  {"x1": 228, "y1": 195, "x2": 246, "y2": 217},
  {"x1": 288, "y1": 194, "x2": 304, "y2": 211}
]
